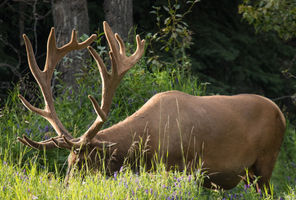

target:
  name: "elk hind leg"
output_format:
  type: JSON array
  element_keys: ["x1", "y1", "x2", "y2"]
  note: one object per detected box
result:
[{"x1": 253, "y1": 155, "x2": 277, "y2": 194}]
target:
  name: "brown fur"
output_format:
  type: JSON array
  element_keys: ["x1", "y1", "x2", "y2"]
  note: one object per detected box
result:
[{"x1": 68, "y1": 90, "x2": 286, "y2": 191}]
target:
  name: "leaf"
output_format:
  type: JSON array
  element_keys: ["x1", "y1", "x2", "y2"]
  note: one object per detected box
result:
[{"x1": 174, "y1": 4, "x2": 180, "y2": 10}]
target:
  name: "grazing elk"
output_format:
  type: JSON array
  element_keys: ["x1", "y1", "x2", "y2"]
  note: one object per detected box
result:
[{"x1": 18, "y1": 21, "x2": 286, "y2": 192}]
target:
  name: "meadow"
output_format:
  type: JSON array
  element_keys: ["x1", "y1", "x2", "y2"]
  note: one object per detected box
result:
[{"x1": 1, "y1": 57, "x2": 296, "y2": 199}]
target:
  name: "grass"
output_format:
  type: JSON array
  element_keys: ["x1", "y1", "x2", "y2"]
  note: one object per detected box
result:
[
  {"x1": 1, "y1": 57, "x2": 296, "y2": 199},
  {"x1": 0, "y1": 152, "x2": 295, "y2": 200}
]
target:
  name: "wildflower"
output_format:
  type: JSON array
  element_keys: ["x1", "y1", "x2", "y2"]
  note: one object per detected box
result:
[
  {"x1": 124, "y1": 182, "x2": 128, "y2": 189},
  {"x1": 244, "y1": 184, "x2": 250, "y2": 191},
  {"x1": 25, "y1": 128, "x2": 31, "y2": 136},
  {"x1": 120, "y1": 166, "x2": 124, "y2": 172},
  {"x1": 188, "y1": 175, "x2": 192, "y2": 182},
  {"x1": 145, "y1": 189, "x2": 149, "y2": 194},
  {"x1": 2, "y1": 186, "x2": 6, "y2": 192},
  {"x1": 114, "y1": 171, "x2": 118, "y2": 180},
  {"x1": 44, "y1": 125, "x2": 49, "y2": 132},
  {"x1": 32, "y1": 195, "x2": 38, "y2": 200}
]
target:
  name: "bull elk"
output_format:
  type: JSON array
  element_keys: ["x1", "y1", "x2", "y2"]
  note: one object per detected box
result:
[{"x1": 18, "y1": 21, "x2": 286, "y2": 192}]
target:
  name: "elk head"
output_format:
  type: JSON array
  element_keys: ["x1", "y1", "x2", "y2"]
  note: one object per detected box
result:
[{"x1": 17, "y1": 21, "x2": 145, "y2": 180}]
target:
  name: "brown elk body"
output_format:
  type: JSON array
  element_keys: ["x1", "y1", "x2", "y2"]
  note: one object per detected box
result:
[{"x1": 18, "y1": 22, "x2": 286, "y2": 192}]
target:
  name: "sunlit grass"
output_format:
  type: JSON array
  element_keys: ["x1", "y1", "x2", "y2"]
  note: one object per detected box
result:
[
  {"x1": 0, "y1": 60, "x2": 295, "y2": 199},
  {"x1": 1, "y1": 154, "x2": 294, "y2": 200}
]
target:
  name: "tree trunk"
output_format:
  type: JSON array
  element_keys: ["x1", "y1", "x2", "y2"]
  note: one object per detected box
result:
[
  {"x1": 51, "y1": 0, "x2": 90, "y2": 89},
  {"x1": 103, "y1": 0, "x2": 133, "y2": 40}
]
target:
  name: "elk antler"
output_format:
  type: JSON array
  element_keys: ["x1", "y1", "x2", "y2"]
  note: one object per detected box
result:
[
  {"x1": 18, "y1": 22, "x2": 145, "y2": 151},
  {"x1": 64, "y1": 21, "x2": 145, "y2": 148},
  {"x1": 18, "y1": 28, "x2": 97, "y2": 150}
]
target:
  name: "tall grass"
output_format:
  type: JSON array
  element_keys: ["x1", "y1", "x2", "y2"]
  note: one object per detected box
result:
[
  {"x1": 1, "y1": 1, "x2": 296, "y2": 197},
  {"x1": 1, "y1": 56, "x2": 296, "y2": 199}
]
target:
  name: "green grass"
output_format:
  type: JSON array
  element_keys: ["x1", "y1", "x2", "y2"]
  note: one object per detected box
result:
[{"x1": 1, "y1": 59, "x2": 296, "y2": 199}]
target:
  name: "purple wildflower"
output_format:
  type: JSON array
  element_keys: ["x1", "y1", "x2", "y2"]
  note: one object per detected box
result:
[
  {"x1": 44, "y1": 125, "x2": 49, "y2": 132},
  {"x1": 244, "y1": 184, "x2": 250, "y2": 191},
  {"x1": 25, "y1": 128, "x2": 31, "y2": 136},
  {"x1": 114, "y1": 171, "x2": 118, "y2": 180},
  {"x1": 188, "y1": 175, "x2": 192, "y2": 182}
]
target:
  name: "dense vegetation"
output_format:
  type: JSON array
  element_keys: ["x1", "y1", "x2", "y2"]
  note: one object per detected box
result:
[
  {"x1": 1, "y1": 0, "x2": 296, "y2": 199},
  {"x1": 1, "y1": 0, "x2": 296, "y2": 102},
  {"x1": 1, "y1": 54, "x2": 296, "y2": 199}
]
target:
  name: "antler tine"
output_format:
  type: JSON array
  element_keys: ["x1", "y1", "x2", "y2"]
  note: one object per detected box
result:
[
  {"x1": 17, "y1": 135, "x2": 60, "y2": 150},
  {"x1": 19, "y1": 28, "x2": 97, "y2": 150},
  {"x1": 103, "y1": 21, "x2": 145, "y2": 75},
  {"x1": 45, "y1": 28, "x2": 97, "y2": 75}
]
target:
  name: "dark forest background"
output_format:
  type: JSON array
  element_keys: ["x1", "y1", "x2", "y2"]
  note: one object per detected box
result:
[{"x1": 1, "y1": 0, "x2": 296, "y2": 120}]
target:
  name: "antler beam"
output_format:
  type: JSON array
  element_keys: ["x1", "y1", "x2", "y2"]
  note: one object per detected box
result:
[{"x1": 79, "y1": 21, "x2": 145, "y2": 142}]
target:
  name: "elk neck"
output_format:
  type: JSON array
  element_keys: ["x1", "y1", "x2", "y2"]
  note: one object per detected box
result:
[{"x1": 93, "y1": 112, "x2": 152, "y2": 156}]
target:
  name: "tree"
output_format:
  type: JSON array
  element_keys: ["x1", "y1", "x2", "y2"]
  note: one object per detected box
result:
[
  {"x1": 239, "y1": 0, "x2": 296, "y2": 40},
  {"x1": 103, "y1": 0, "x2": 133, "y2": 40},
  {"x1": 51, "y1": 0, "x2": 90, "y2": 89}
]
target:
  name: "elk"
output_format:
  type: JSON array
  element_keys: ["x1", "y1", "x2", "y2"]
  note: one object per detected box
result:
[{"x1": 18, "y1": 21, "x2": 286, "y2": 192}]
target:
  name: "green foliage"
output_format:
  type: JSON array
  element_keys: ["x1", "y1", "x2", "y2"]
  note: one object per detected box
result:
[
  {"x1": 146, "y1": 0, "x2": 199, "y2": 72},
  {"x1": 272, "y1": 122, "x2": 296, "y2": 194},
  {"x1": 239, "y1": 0, "x2": 296, "y2": 40},
  {"x1": 186, "y1": 0, "x2": 296, "y2": 97}
]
